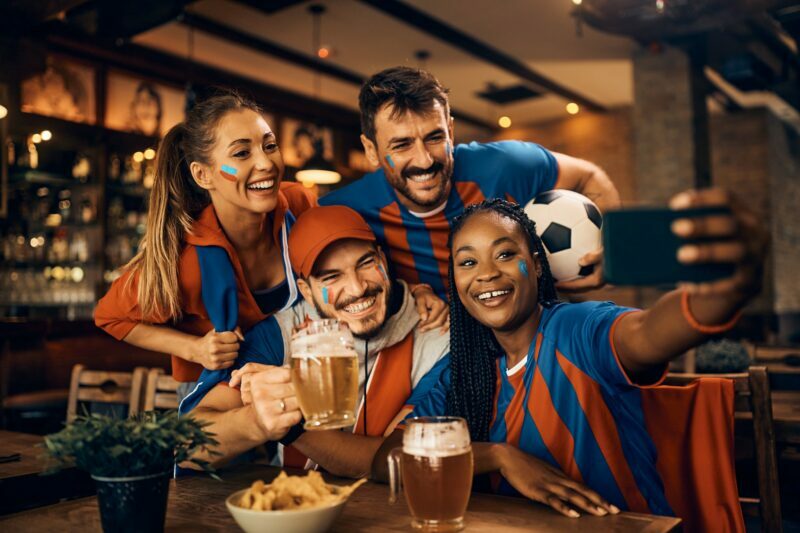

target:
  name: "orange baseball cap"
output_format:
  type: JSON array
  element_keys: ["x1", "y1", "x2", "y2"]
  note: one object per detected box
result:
[{"x1": 288, "y1": 205, "x2": 376, "y2": 278}]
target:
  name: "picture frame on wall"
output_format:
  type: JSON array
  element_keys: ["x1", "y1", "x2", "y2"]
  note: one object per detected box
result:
[
  {"x1": 105, "y1": 71, "x2": 186, "y2": 137},
  {"x1": 280, "y1": 119, "x2": 334, "y2": 169},
  {"x1": 20, "y1": 55, "x2": 97, "y2": 125}
]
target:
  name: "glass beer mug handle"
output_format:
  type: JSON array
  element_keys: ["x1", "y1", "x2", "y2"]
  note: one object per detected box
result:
[{"x1": 387, "y1": 448, "x2": 403, "y2": 504}]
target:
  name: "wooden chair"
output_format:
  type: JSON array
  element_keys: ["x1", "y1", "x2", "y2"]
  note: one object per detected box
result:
[
  {"x1": 665, "y1": 366, "x2": 781, "y2": 533},
  {"x1": 66, "y1": 365, "x2": 148, "y2": 423},
  {"x1": 143, "y1": 368, "x2": 180, "y2": 411}
]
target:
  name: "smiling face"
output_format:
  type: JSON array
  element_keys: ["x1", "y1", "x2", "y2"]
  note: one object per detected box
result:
[
  {"x1": 190, "y1": 108, "x2": 284, "y2": 215},
  {"x1": 361, "y1": 101, "x2": 454, "y2": 212},
  {"x1": 452, "y1": 211, "x2": 541, "y2": 332},
  {"x1": 298, "y1": 239, "x2": 392, "y2": 339}
]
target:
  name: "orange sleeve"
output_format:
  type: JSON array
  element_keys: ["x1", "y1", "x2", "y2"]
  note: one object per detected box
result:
[
  {"x1": 93, "y1": 268, "x2": 145, "y2": 340},
  {"x1": 280, "y1": 181, "x2": 318, "y2": 215}
]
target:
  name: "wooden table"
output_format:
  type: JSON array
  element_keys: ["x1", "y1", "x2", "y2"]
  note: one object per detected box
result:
[
  {"x1": 0, "y1": 464, "x2": 681, "y2": 532},
  {"x1": 0, "y1": 430, "x2": 93, "y2": 515}
]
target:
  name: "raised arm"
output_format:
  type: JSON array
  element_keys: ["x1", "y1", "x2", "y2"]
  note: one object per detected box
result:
[
  {"x1": 552, "y1": 152, "x2": 621, "y2": 214},
  {"x1": 551, "y1": 152, "x2": 621, "y2": 293},
  {"x1": 613, "y1": 188, "x2": 767, "y2": 379},
  {"x1": 189, "y1": 366, "x2": 302, "y2": 468}
]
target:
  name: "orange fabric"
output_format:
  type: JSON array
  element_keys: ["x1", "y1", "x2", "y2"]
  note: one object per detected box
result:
[
  {"x1": 555, "y1": 350, "x2": 651, "y2": 512},
  {"x1": 287, "y1": 205, "x2": 375, "y2": 278},
  {"x1": 641, "y1": 379, "x2": 745, "y2": 533},
  {"x1": 94, "y1": 183, "x2": 316, "y2": 382},
  {"x1": 354, "y1": 333, "x2": 414, "y2": 436},
  {"x1": 454, "y1": 181, "x2": 486, "y2": 209},
  {"x1": 420, "y1": 212, "x2": 452, "y2": 295},
  {"x1": 527, "y1": 366, "x2": 583, "y2": 483},
  {"x1": 503, "y1": 369, "x2": 527, "y2": 448},
  {"x1": 378, "y1": 204, "x2": 420, "y2": 284}
]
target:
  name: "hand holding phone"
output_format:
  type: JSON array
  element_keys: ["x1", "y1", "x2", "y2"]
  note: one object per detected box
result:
[{"x1": 603, "y1": 188, "x2": 767, "y2": 295}]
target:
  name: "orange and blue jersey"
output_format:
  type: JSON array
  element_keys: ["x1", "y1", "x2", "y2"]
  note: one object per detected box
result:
[
  {"x1": 320, "y1": 141, "x2": 558, "y2": 298},
  {"x1": 409, "y1": 301, "x2": 744, "y2": 532}
]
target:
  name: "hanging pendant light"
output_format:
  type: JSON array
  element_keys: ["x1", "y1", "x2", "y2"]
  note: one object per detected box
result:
[
  {"x1": 0, "y1": 104, "x2": 7, "y2": 120},
  {"x1": 297, "y1": 4, "x2": 341, "y2": 187}
]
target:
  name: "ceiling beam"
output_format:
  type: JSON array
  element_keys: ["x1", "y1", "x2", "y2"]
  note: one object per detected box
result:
[
  {"x1": 358, "y1": 0, "x2": 606, "y2": 112},
  {"x1": 43, "y1": 28, "x2": 361, "y2": 128},
  {"x1": 178, "y1": 11, "x2": 496, "y2": 131}
]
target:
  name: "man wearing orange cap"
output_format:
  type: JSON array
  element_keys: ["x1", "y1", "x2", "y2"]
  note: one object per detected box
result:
[{"x1": 180, "y1": 205, "x2": 450, "y2": 470}]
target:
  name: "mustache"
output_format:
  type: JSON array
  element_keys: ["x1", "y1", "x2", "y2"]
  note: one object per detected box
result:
[
  {"x1": 402, "y1": 161, "x2": 443, "y2": 180},
  {"x1": 334, "y1": 285, "x2": 384, "y2": 310}
]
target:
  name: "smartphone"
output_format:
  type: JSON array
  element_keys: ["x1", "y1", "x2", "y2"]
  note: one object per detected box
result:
[{"x1": 602, "y1": 207, "x2": 736, "y2": 286}]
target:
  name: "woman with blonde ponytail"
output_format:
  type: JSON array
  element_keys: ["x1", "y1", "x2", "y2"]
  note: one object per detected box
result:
[{"x1": 95, "y1": 92, "x2": 316, "y2": 398}]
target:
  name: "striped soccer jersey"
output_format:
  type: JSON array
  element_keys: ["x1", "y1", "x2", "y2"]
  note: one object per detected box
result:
[{"x1": 320, "y1": 141, "x2": 559, "y2": 298}]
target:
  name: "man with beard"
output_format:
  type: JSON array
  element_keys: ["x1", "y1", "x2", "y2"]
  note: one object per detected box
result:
[
  {"x1": 319, "y1": 66, "x2": 621, "y2": 299},
  {"x1": 179, "y1": 205, "x2": 449, "y2": 472}
]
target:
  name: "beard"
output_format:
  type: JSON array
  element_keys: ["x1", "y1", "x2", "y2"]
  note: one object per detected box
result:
[
  {"x1": 311, "y1": 283, "x2": 391, "y2": 339},
  {"x1": 388, "y1": 159, "x2": 452, "y2": 208}
]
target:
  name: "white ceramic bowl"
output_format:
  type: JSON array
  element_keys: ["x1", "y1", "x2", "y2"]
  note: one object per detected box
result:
[{"x1": 225, "y1": 488, "x2": 347, "y2": 533}]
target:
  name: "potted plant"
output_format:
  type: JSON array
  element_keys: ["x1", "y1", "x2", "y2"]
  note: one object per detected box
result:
[{"x1": 43, "y1": 410, "x2": 218, "y2": 533}]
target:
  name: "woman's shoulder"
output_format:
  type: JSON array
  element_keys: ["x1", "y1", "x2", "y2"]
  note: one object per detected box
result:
[{"x1": 280, "y1": 181, "x2": 318, "y2": 216}]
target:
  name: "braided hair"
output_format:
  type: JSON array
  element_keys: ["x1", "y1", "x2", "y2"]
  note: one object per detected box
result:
[{"x1": 445, "y1": 198, "x2": 558, "y2": 441}]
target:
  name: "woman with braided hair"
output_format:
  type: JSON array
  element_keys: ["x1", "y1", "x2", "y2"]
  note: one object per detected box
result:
[{"x1": 392, "y1": 191, "x2": 766, "y2": 530}]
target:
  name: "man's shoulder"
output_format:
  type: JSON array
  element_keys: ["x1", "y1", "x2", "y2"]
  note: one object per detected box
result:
[
  {"x1": 320, "y1": 169, "x2": 394, "y2": 211},
  {"x1": 412, "y1": 325, "x2": 450, "y2": 359}
]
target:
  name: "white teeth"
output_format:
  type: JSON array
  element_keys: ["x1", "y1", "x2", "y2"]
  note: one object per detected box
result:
[
  {"x1": 477, "y1": 290, "x2": 510, "y2": 301},
  {"x1": 344, "y1": 297, "x2": 376, "y2": 314},
  {"x1": 409, "y1": 173, "x2": 434, "y2": 183},
  {"x1": 247, "y1": 180, "x2": 275, "y2": 190}
]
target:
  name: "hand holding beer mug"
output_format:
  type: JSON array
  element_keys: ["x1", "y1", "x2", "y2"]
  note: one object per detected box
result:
[
  {"x1": 388, "y1": 417, "x2": 473, "y2": 532},
  {"x1": 290, "y1": 319, "x2": 359, "y2": 430}
]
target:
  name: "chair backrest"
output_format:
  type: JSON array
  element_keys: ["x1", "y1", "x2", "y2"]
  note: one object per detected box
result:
[
  {"x1": 665, "y1": 366, "x2": 781, "y2": 533},
  {"x1": 66, "y1": 364, "x2": 147, "y2": 423},
  {"x1": 143, "y1": 368, "x2": 180, "y2": 411}
]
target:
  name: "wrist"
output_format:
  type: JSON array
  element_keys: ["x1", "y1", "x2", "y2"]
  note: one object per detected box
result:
[{"x1": 489, "y1": 442, "x2": 511, "y2": 472}]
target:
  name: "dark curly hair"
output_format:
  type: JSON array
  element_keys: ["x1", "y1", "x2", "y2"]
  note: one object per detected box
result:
[{"x1": 445, "y1": 198, "x2": 558, "y2": 441}]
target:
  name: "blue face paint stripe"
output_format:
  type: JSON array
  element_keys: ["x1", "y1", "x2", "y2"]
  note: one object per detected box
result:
[
  {"x1": 221, "y1": 164, "x2": 238, "y2": 175},
  {"x1": 322, "y1": 287, "x2": 329, "y2": 304},
  {"x1": 519, "y1": 260, "x2": 529, "y2": 276},
  {"x1": 385, "y1": 154, "x2": 395, "y2": 168}
]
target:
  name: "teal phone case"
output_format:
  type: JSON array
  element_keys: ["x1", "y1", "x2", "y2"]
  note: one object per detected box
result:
[{"x1": 602, "y1": 207, "x2": 736, "y2": 286}]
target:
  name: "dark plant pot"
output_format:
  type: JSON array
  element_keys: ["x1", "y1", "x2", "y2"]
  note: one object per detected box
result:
[{"x1": 92, "y1": 471, "x2": 170, "y2": 533}]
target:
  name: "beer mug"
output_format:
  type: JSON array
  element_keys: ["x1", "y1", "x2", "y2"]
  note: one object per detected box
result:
[
  {"x1": 388, "y1": 417, "x2": 473, "y2": 532},
  {"x1": 290, "y1": 319, "x2": 359, "y2": 430}
]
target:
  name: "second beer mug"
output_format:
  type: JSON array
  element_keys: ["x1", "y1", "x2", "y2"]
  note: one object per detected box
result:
[
  {"x1": 290, "y1": 319, "x2": 359, "y2": 430},
  {"x1": 388, "y1": 417, "x2": 473, "y2": 532}
]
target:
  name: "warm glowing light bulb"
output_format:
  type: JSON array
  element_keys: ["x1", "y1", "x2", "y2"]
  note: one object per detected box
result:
[
  {"x1": 317, "y1": 47, "x2": 330, "y2": 59},
  {"x1": 32, "y1": 133, "x2": 42, "y2": 144},
  {"x1": 133, "y1": 151, "x2": 145, "y2": 163},
  {"x1": 498, "y1": 116, "x2": 512, "y2": 128},
  {"x1": 566, "y1": 102, "x2": 580, "y2": 115},
  {"x1": 144, "y1": 148, "x2": 156, "y2": 160},
  {"x1": 0, "y1": 104, "x2": 7, "y2": 119},
  {"x1": 41, "y1": 130, "x2": 52, "y2": 141},
  {"x1": 572, "y1": 0, "x2": 582, "y2": 5}
]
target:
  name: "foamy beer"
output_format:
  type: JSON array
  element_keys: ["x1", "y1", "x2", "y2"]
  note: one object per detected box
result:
[
  {"x1": 388, "y1": 417, "x2": 473, "y2": 532},
  {"x1": 290, "y1": 319, "x2": 359, "y2": 430}
]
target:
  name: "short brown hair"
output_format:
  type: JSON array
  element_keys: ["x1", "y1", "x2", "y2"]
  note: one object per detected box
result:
[{"x1": 359, "y1": 66, "x2": 450, "y2": 142}]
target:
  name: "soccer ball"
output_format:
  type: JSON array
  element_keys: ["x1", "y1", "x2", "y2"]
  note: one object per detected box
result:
[{"x1": 523, "y1": 190, "x2": 602, "y2": 282}]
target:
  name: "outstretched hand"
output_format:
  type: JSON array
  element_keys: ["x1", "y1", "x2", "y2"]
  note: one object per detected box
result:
[{"x1": 670, "y1": 188, "x2": 768, "y2": 299}]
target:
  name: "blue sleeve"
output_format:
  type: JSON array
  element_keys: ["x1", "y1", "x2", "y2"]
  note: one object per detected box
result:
[
  {"x1": 405, "y1": 355, "x2": 450, "y2": 408},
  {"x1": 545, "y1": 302, "x2": 638, "y2": 390},
  {"x1": 460, "y1": 141, "x2": 559, "y2": 204},
  {"x1": 407, "y1": 363, "x2": 451, "y2": 419},
  {"x1": 178, "y1": 318, "x2": 286, "y2": 415}
]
